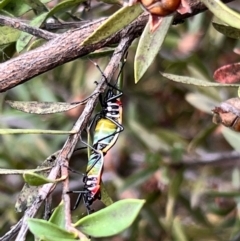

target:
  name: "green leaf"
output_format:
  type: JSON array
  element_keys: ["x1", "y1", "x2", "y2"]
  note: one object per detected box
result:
[
  {"x1": 85, "y1": 49, "x2": 115, "y2": 59},
  {"x1": 129, "y1": 119, "x2": 170, "y2": 152},
  {"x1": 134, "y1": 15, "x2": 173, "y2": 83},
  {"x1": 27, "y1": 38, "x2": 46, "y2": 50},
  {"x1": 188, "y1": 124, "x2": 216, "y2": 152},
  {"x1": 41, "y1": 237, "x2": 82, "y2": 241},
  {"x1": 201, "y1": 0, "x2": 240, "y2": 29},
  {"x1": 172, "y1": 218, "x2": 188, "y2": 241},
  {"x1": 100, "y1": 182, "x2": 114, "y2": 207},
  {"x1": 206, "y1": 190, "x2": 240, "y2": 198},
  {"x1": 82, "y1": 5, "x2": 143, "y2": 45},
  {"x1": 75, "y1": 199, "x2": 145, "y2": 237},
  {"x1": 119, "y1": 166, "x2": 157, "y2": 192},
  {"x1": 15, "y1": 151, "x2": 58, "y2": 212},
  {"x1": 49, "y1": 202, "x2": 65, "y2": 228},
  {"x1": 168, "y1": 170, "x2": 183, "y2": 200},
  {"x1": 48, "y1": 0, "x2": 86, "y2": 16},
  {"x1": 0, "y1": 26, "x2": 20, "y2": 45},
  {"x1": 213, "y1": 22, "x2": 240, "y2": 39},
  {"x1": 0, "y1": 129, "x2": 77, "y2": 134},
  {"x1": 100, "y1": 0, "x2": 123, "y2": 5},
  {"x1": 4, "y1": 0, "x2": 51, "y2": 16},
  {"x1": 16, "y1": 12, "x2": 48, "y2": 52},
  {"x1": 185, "y1": 92, "x2": 219, "y2": 114},
  {"x1": 6, "y1": 100, "x2": 84, "y2": 114},
  {"x1": 161, "y1": 72, "x2": 240, "y2": 87},
  {"x1": 0, "y1": 0, "x2": 12, "y2": 9},
  {"x1": 166, "y1": 170, "x2": 183, "y2": 221},
  {"x1": 4, "y1": 0, "x2": 31, "y2": 16},
  {"x1": 222, "y1": 127, "x2": 240, "y2": 151},
  {"x1": 28, "y1": 218, "x2": 77, "y2": 239},
  {"x1": 23, "y1": 0, "x2": 48, "y2": 14},
  {"x1": 0, "y1": 167, "x2": 51, "y2": 175},
  {"x1": 23, "y1": 172, "x2": 55, "y2": 186}
]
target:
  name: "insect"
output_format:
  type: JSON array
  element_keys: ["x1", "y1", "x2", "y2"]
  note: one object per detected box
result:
[
  {"x1": 69, "y1": 59, "x2": 125, "y2": 212},
  {"x1": 71, "y1": 150, "x2": 104, "y2": 213},
  {"x1": 90, "y1": 61, "x2": 124, "y2": 155}
]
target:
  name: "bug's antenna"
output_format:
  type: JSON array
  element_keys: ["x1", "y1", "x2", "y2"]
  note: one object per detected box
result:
[
  {"x1": 88, "y1": 58, "x2": 108, "y2": 84},
  {"x1": 88, "y1": 56, "x2": 127, "y2": 89},
  {"x1": 112, "y1": 53, "x2": 128, "y2": 88}
]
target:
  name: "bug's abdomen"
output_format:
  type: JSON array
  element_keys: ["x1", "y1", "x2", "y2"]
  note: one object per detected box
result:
[
  {"x1": 93, "y1": 118, "x2": 118, "y2": 150},
  {"x1": 87, "y1": 152, "x2": 104, "y2": 176}
]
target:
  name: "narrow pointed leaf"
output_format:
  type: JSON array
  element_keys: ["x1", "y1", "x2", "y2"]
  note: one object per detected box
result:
[
  {"x1": 188, "y1": 124, "x2": 216, "y2": 152},
  {"x1": 185, "y1": 93, "x2": 219, "y2": 114},
  {"x1": 0, "y1": 26, "x2": 20, "y2": 45},
  {"x1": 15, "y1": 151, "x2": 58, "y2": 212},
  {"x1": 6, "y1": 100, "x2": 83, "y2": 114},
  {"x1": 48, "y1": 0, "x2": 86, "y2": 16},
  {"x1": 201, "y1": 0, "x2": 240, "y2": 29},
  {"x1": 85, "y1": 49, "x2": 115, "y2": 59},
  {"x1": 28, "y1": 219, "x2": 77, "y2": 239},
  {"x1": 41, "y1": 237, "x2": 82, "y2": 241},
  {"x1": 213, "y1": 22, "x2": 240, "y2": 39},
  {"x1": 49, "y1": 202, "x2": 65, "y2": 228},
  {"x1": 222, "y1": 127, "x2": 240, "y2": 151},
  {"x1": 4, "y1": 0, "x2": 32, "y2": 16},
  {"x1": 135, "y1": 15, "x2": 173, "y2": 83},
  {"x1": 16, "y1": 12, "x2": 48, "y2": 52},
  {"x1": 23, "y1": 0, "x2": 48, "y2": 14},
  {"x1": 27, "y1": 39, "x2": 46, "y2": 50},
  {"x1": 75, "y1": 199, "x2": 145, "y2": 237},
  {"x1": 172, "y1": 218, "x2": 188, "y2": 241},
  {"x1": 23, "y1": 172, "x2": 55, "y2": 186},
  {"x1": 82, "y1": 5, "x2": 143, "y2": 45},
  {"x1": 100, "y1": 0, "x2": 123, "y2": 5},
  {"x1": 0, "y1": 167, "x2": 51, "y2": 175},
  {"x1": 0, "y1": 0, "x2": 12, "y2": 9},
  {"x1": 161, "y1": 72, "x2": 240, "y2": 87},
  {"x1": 100, "y1": 182, "x2": 113, "y2": 207},
  {"x1": 0, "y1": 129, "x2": 77, "y2": 134}
]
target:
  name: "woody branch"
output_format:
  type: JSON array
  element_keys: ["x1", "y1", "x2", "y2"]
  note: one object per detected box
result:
[{"x1": 0, "y1": 0, "x2": 236, "y2": 92}]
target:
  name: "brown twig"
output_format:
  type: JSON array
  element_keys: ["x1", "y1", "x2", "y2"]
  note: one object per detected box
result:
[
  {"x1": 0, "y1": 218, "x2": 23, "y2": 241},
  {"x1": 15, "y1": 164, "x2": 60, "y2": 241},
  {"x1": 0, "y1": 15, "x2": 58, "y2": 40},
  {"x1": 11, "y1": 36, "x2": 133, "y2": 241},
  {"x1": 168, "y1": 150, "x2": 240, "y2": 168},
  {"x1": 60, "y1": 36, "x2": 133, "y2": 237},
  {"x1": 0, "y1": 0, "x2": 236, "y2": 93}
]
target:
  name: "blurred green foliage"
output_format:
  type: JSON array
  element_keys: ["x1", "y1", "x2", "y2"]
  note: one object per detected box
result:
[{"x1": 1, "y1": 0, "x2": 240, "y2": 240}]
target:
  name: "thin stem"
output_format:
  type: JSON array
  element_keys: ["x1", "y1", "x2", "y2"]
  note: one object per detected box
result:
[{"x1": 0, "y1": 15, "x2": 58, "y2": 40}]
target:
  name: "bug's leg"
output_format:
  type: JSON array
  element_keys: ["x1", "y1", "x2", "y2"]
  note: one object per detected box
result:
[
  {"x1": 71, "y1": 90, "x2": 101, "y2": 105},
  {"x1": 106, "y1": 116, "x2": 124, "y2": 132},
  {"x1": 74, "y1": 146, "x2": 87, "y2": 153},
  {"x1": 87, "y1": 113, "x2": 101, "y2": 138},
  {"x1": 80, "y1": 137, "x2": 99, "y2": 154},
  {"x1": 65, "y1": 165, "x2": 83, "y2": 175},
  {"x1": 72, "y1": 192, "x2": 83, "y2": 210},
  {"x1": 95, "y1": 117, "x2": 124, "y2": 146},
  {"x1": 79, "y1": 136, "x2": 104, "y2": 173},
  {"x1": 105, "y1": 90, "x2": 123, "y2": 103},
  {"x1": 86, "y1": 151, "x2": 103, "y2": 174},
  {"x1": 68, "y1": 190, "x2": 88, "y2": 210}
]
